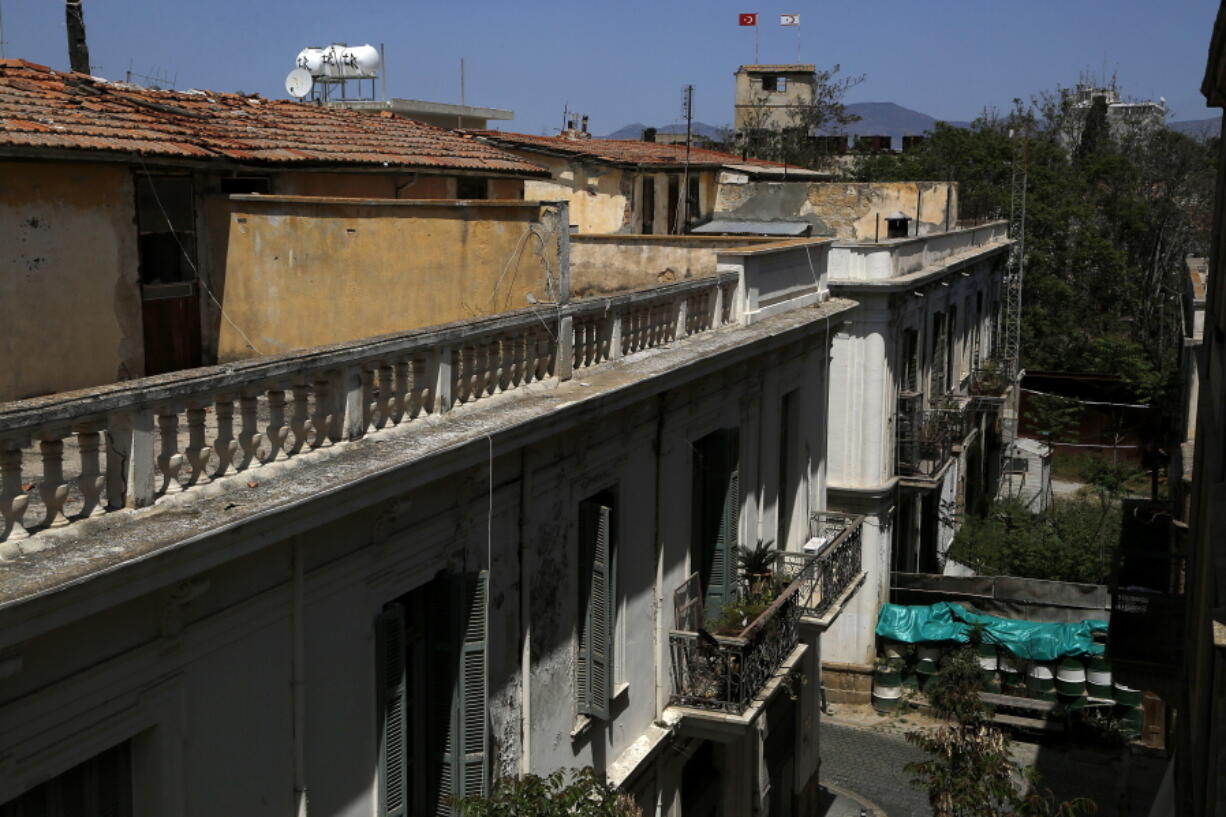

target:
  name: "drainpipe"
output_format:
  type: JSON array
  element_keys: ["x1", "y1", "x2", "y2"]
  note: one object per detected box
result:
[
  {"x1": 65, "y1": 1, "x2": 90, "y2": 74},
  {"x1": 292, "y1": 540, "x2": 308, "y2": 817}
]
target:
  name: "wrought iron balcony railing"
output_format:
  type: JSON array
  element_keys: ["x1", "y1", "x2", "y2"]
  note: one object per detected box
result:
[
  {"x1": 896, "y1": 401, "x2": 968, "y2": 479},
  {"x1": 667, "y1": 513, "x2": 864, "y2": 713},
  {"x1": 969, "y1": 359, "x2": 1013, "y2": 397}
]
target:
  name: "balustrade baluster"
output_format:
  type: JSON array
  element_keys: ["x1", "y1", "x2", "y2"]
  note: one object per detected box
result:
[
  {"x1": 523, "y1": 328, "x2": 539, "y2": 384},
  {"x1": 35, "y1": 434, "x2": 70, "y2": 527},
  {"x1": 76, "y1": 424, "x2": 107, "y2": 518},
  {"x1": 0, "y1": 439, "x2": 29, "y2": 548},
  {"x1": 265, "y1": 389, "x2": 290, "y2": 462},
  {"x1": 213, "y1": 399, "x2": 239, "y2": 475},
  {"x1": 472, "y1": 341, "x2": 488, "y2": 399},
  {"x1": 288, "y1": 385, "x2": 311, "y2": 456},
  {"x1": 456, "y1": 345, "x2": 473, "y2": 405},
  {"x1": 156, "y1": 411, "x2": 185, "y2": 495},
  {"x1": 409, "y1": 356, "x2": 426, "y2": 418},
  {"x1": 491, "y1": 337, "x2": 506, "y2": 395},
  {"x1": 388, "y1": 361, "x2": 407, "y2": 424},
  {"x1": 183, "y1": 407, "x2": 212, "y2": 485},
  {"x1": 237, "y1": 394, "x2": 263, "y2": 470},
  {"x1": 373, "y1": 364, "x2": 393, "y2": 429},
  {"x1": 309, "y1": 379, "x2": 333, "y2": 450}
]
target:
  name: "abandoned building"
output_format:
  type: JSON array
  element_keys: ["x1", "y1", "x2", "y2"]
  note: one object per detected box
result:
[
  {"x1": 733, "y1": 64, "x2": 819, "y2": 135},
  {"x1": 0, "y1": 212, "x2": 865, "y2": 816},
  {"x1": 817, "y1": 220, "x2": 1016, "y2": 698},
  {"x1": 0, "y1": 50, "x2": 1021, "y2": 817},
  {"x1": 0, "y1": 59, "x2": 550, "y2": 401},
  {"x1": 465, "y1": 128, "x2": 824, "y2": 235}
]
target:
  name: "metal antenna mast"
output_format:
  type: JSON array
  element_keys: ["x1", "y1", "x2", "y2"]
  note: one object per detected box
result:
[
  {"x1": 1000, "y1": 128, "x2": 1028, "y2": 472},
  {"x1": 677, "y1": 84, "x2": 694, "y2": 233}
]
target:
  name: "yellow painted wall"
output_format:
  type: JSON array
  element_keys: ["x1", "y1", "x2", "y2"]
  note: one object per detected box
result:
[
  {"x1": 0, "y1": 160, "x2": 143, "y2": 401},
  {"x1": 803, "y1": 182, "x2": 956, "y2": 239},
  {"x1": 522, "y1": 155, "x2": 632, "y2": 233},
  {"x1": 570, "y1": 235, "x2": 774, "y2": 297},
  {"x1": 213, "y1": 198, "x2": 558, "y2": 361}
]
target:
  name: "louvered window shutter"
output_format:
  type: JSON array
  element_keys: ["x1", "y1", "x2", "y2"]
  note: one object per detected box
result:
[
  {"x1": 578, "y1": 503, "x2": 614, "y2": 719},
  {"x1": 705, "y1": 468, "x2": 740, "y2": 615},
  {"x1": 460, "y1": 571, "x2": 489, "y2": 802},
  {"x1": 436, "y1": 572, "x2": 488, "y2": 815},
  {"x1": 376, "y1": 603, "x2": 409, "y2": 817}
]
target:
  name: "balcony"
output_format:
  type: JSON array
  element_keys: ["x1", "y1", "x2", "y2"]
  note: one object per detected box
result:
[
  {"x1": 895, "y1": 396, "x2": 969, "y2": 480},
  {"x1": 668, "y1": 512, "x2": 864, "y2": 714},
  {"x1": 969, "y1": 359, "x2": 1013, "y2": 399}
]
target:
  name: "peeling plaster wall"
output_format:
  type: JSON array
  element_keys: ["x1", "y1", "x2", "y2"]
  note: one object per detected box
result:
[
  {"x1": 714, "y1": 180, "x2": 958, "y2": 240},
  {"x1": 569, "y1": 235, "x2": 774, "y2": 297},
  {"x1": 0, "y1": 160, "x2": 143, "y2": 401},
  {"x1": 521, "y1": 155, "x2": 632, "y2": 234},
  {"x1": 0, "y1": 313, "x2": 840, "y2": 815},
  {"x1": 211, "y1": 199, "x2": 558, "y2": 360}
]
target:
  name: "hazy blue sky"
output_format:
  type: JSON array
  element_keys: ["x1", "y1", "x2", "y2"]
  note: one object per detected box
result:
[{"x1": 3, "y1": 0, "x2": 1220, "y2": 134}]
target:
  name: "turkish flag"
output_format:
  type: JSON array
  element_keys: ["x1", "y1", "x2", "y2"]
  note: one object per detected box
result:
[{"x1": 739, "y1": 13, "x2": 758, "y2": 26}]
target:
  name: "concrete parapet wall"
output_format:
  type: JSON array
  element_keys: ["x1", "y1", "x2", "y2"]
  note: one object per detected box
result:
[
  {"x1": 213, "y1": 197, "x2": 561, "y2": 361},
  {"x1": 570, "y1": 234, "x2": 775, "y2": 297}
]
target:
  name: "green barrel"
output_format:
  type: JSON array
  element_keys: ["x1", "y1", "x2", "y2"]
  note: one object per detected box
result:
[
  {"x1": 872, "y1": 666, "x2": 903, "y2": 713},
  {"x1": 976, "y1": 643, "x2": 999, "y2": 690},
  {"x1": 915, "y1": 644, "x2": 941, "y2": 676},
  {"x1": 1086, "y1": 656, "x2": 1112, "y2": 700},
  {"x1": 1055, "y1": 657, "x2": 1086, "y2": 697},
  {"x1": 998, "y1": 651, "x2": 1023, "y2": 691},
  {"x1": 1027, "y1": 662, "x2": 1056, "y2": 700},
  {"x1": 1114, "y1": 682, "x2": 1142, "y2": 708},
  {"x1": 881, "y1": 640, "x2": 908, "y2": 661}
]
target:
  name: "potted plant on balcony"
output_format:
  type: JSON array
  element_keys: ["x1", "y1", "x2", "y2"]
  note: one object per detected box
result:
[{"x1": 738, "y1": 539, "x2": 776, "y2": 596}]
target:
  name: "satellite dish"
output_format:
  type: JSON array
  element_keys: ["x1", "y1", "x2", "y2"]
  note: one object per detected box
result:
[{"x1": 285, "y1": 68, "x2": 314, "y2": 99}]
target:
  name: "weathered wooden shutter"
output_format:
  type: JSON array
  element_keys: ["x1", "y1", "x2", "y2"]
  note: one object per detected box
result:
[
  {"x1": 578, "y1": 503, "x2": 613, "y2": 719},
  {"x1": 705, "y1": 468, "x2": 740, "y2": 615},
  {"x1": 438, "y1": 571, "x2": 489, "y2": 815},
  {"x1": 376, "y1": 603, "x2": 409, "y2": 817},
  {"x1": 460, "y1": 571, "x2": 489, "y2": 802}
]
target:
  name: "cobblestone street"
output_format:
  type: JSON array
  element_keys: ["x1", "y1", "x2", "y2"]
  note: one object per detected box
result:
[
  {"x1": 819, "y1": 705, "x2": 1168, "y2": 817},
  {"x1": 819, "y1": 717, "x2": 932, "y2": 817}
]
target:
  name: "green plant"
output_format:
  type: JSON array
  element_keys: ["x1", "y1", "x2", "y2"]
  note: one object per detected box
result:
[
  {"x1": 452, "y1": 768, "x2": 641, "y2": 817},
  {"x1": 708, "y1": 593, "x2": 771, "y2": 636},
  {"x1": 737, "y1": 539, "x2": 776, "y2": 577},
  {"x1": 905, "y1": 646, "x2": 1097, "y2": 817}
]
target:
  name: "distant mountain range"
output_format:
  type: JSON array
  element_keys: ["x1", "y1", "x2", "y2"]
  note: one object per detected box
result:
[
  {"x1": 1169, "y1": 116, "x2": 1221, "y2": 138},
  {"x1": 606, "y1": 103, "x2": 1220, "y2": 146}
]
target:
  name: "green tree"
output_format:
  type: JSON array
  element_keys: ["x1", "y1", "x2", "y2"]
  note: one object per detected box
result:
[
  {"x1": 906, "y1": 646, "x2": 1096, "y2": 817},
  {"x1": 850, "y1": 87, "x2": 1214, "y2": 440},
  {"x1": 453, "y1": 768, "x2": 641, "y2": 817}
]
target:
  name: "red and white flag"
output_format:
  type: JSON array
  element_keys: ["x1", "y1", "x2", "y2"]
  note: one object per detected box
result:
[
  {"x1": 738, "y1": 13, "x2": 758, "y2": 26},
  {"x1": 780, "y1": 13, "x2": 800, "y2": 26}
]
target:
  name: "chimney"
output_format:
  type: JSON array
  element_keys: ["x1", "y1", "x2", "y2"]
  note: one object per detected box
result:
[
  {"x1": 580, "y1": 115, "x2": 590, "y2": 137},
  {"x1": 65, "y1": 1, "x2": 91, "y2": 75},
  {"x1": 642, "y1": 127, "x2": 657, "y2": 143}
]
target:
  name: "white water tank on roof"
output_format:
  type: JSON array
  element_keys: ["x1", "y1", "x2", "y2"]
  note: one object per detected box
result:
[{"x1": 297, "y1": 43, "x2": 380, "y2": 79}]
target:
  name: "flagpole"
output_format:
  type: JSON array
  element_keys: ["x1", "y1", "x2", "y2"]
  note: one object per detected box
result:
[
  {"x1": 796, "y1": 24, "x2": 801, "y2": 62},
  {"x1": 755, "y1": 23, "x2": 759, "y2": 63}
]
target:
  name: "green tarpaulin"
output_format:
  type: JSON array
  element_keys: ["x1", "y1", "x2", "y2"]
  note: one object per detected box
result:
[{"x1": 875, "y1": 601, "x2": 1108, "y2": 662}]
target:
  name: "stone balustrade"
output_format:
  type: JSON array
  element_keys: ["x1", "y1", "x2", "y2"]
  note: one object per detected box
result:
[
  {"x1": 827, "y1": 219, "x2": 1010, "y2": 282},
  {"x1": 0, "y1": 273, "x2": 739, "y2": 555}
]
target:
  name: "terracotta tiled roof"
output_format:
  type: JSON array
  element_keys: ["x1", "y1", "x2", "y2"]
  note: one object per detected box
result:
[
  {"x1": 464, "y1": 129, "x2": 823, "y2": 176},
  {"x1": 0, "y1": 59, "x2": 546, "y2": 176}
]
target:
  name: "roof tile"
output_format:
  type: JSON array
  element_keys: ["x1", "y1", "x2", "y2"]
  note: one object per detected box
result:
[
  {"x1": 0, "y1": 59, "x2": 546, "y2": 176},
  {"x1": 464, "y1": 129, "x2": 821, "y2": 175}
]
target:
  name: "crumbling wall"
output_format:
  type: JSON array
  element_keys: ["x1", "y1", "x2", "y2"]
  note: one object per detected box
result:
[
  {"x1": 0, "y1": 160, "x2": 143, "y2": 401},
  {"x1": 714, "y1": 180, "x2": 959, "y2": 240},
  {"x1": 212, "y1": 198, "x2": 559, "y2": 360},
  {"x1": 570, "y1": 235, "x2": 775, "y2": 297}
]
